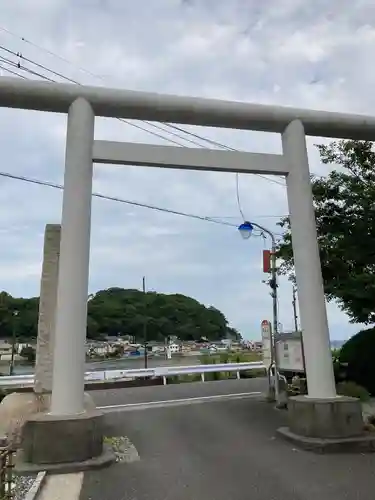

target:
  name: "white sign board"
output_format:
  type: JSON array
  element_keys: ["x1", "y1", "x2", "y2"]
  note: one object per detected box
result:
[
  {"x1": 276, "y1": 336, "x2": 304, "y2": 372},
  {"x1": 261, "y1": 320, "x2": 272, "y2": 368}
]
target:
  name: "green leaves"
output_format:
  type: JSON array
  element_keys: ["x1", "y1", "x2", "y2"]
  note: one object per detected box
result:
[
  {"x1": 86, "y1": 287, "x2": 233, "y2": 341},
  {"x1": 0, "y1": 287, "x2": 238, "y2": 342},
  {"x1": 276, "y1": 140, "x2": 375, "y2": 324}
]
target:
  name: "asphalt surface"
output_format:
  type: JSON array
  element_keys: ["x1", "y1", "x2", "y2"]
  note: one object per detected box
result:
[
  {"x1": 89, "y1": 378, "x2": 268, "y2": 407},
  {"x1": 80, "y1": 381, "x2": 375, "y2": 500}
]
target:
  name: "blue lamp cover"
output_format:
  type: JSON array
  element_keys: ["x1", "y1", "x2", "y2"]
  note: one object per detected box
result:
[{"x1": 238, "y1": 221, "x2": 254, "y2": 233}]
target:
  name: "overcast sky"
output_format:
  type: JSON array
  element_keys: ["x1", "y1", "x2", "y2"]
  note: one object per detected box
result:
[{"x1": 0, "y1": 0, "x2": 373, "y2": 340}]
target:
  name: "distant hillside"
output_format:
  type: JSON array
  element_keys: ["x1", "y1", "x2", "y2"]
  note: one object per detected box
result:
[{"x1": 0, "y1": 288, "x2": 242, "y2": 342}]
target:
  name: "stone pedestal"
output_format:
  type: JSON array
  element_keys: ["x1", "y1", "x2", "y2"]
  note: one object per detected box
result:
[
  {"x1": 289, "y1": 395, "x2": 363, "y2": 438},
  {"x1": 15, "y1": 409, "x2": 115, "y2": 474},
  {"x1": 278, "y1": 395, "x2": 375, "y2": 453},
  {"x1": 0, "y1": 392, "x2": 95, "y2": 447},
  {"x1": 23, "y1": 409, "x2": 103, "y2": 464}
]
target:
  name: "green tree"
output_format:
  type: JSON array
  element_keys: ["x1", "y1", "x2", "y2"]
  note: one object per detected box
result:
[
  {"x1": 226, "y1": 326, "x2": 242, "y2": 341},
  {"x1": 338, "y1": 327, "x2": 375, "y2": 395},
  {"x1": 0, "y1": 287, "x2": 240, "y2": 342},
  {"x1": 20, "y1": 345, "x2": 36, "y2": 363},
  {"x1": 86, "y1": 288, "x2": 233, "y2": 341},
  {"x1": 277, "y1": 140, "x2": 375, "y2": 324}
]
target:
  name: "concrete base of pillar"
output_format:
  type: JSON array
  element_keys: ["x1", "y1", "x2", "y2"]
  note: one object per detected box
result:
[
  {"x1": 277, "y1": 395, "x2": 375, "y2": 453},
  {"x1": 15, "y1": 443, "x2": 116, "y2": 475},
  {"x1": 0, "y1": 391, "x2": 95, "y2": 447},
  {"x1": 15, "y1": 409, "x2": 115, "y2": 473}
]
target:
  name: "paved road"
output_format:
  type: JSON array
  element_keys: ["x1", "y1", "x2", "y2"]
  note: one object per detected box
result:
[
  {"x1": 89, "y1": 378, "x2": 268, "y2": 407},
  {"x1": 81, "y1": 382, "x2": 375, "y2": 500}
]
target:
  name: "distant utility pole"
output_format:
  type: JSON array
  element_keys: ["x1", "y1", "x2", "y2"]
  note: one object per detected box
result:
[
  {"x1": 142, "y1": 276, "x2": 148, "y2": 369},
  {"x1": 292, "y1": 285, "x2": 299, "y2": 332},
  {"x1": 9, "y1": 310, "x2": 19, "y2": 376}
]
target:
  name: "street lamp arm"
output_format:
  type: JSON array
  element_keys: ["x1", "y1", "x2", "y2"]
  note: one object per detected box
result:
[{"x1": 243, "y1": 220, "x2": 276, "y2": 247}]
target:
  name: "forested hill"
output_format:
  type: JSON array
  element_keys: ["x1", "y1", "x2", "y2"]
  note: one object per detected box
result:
[{"x1": 0, "y1": 288, "x2": 241, "y2": 341}]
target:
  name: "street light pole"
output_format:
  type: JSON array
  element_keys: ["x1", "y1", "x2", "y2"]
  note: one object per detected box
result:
[
  {"x1": 9, "y1": 310, "x2": 19, "y2": 376},
  {"x1": 142, "y1": 276, "x2": 148, "y2": 369},
  {"x1": 238, "y1": 221, "x2": 280, "y2": 403},
  {"x1": 292, "y1": 285, "x2": 299, "y2": 332}
]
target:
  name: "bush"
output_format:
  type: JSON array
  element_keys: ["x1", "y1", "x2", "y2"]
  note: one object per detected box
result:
[
  {"x1": 169, "y1": 374, "x2": 201, "y2": 384},
  {"x1": 219, "y1": 352, "x2": 229, "y2": 363},
  {"x1": 20, "y1": 345, "x2": 36, "y2": 363},
  {"x1": 240, "y1": 368, "x2": 266, "y2": 379},
  {"x1": 339, "y1": 327, "x2": 375, "y2": 395},
  {"x1": 200, "y1": 354, "x2": 212, "y2": 365},
  {"x1": 336, "y1": 381, "x2": 370, "y2": 402},
  {"x1": 331, "y1": 348, "x2": 341, "y2": 363}
]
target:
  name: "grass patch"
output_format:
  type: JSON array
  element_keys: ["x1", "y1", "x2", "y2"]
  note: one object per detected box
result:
[
  {"x1": 336, "y1": 381, "x2": 371, "y2": 402},
  {"x1": 103, "y1": 436, "x2": 140, "y2": 463},
  {"x1": 200, "y1": 351, "x2": 261, "y2": 365},
  {"x1": 167, "y1": 351, "x2": 265, "y2": 384},
  {"x1": 168, "y1": 374, "x2": 202, "y2": 384}
]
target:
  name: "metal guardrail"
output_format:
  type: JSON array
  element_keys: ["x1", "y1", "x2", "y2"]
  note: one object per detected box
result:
[
  {"x1": 154, "y1": 362, "x2": 265, "y2": 384},
  {"x1": 0, "y1": 361, "x2": 266, "y2": 389}
]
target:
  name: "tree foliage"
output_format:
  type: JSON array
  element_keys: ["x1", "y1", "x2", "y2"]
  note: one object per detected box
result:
[
  {"x1": 20, "y1": 345, "x2": 36, "y2": 362},
  {"x1": 339, "y1": 328, "x2": 375, "y2": 395},
  {"x1": 0, "y1": 291, "x2": 39, "y2": 339},
  {"x1": 277, "y1": 140, "x2": 375, "y2": 324},
  {"x1": 0, "y1": 287, "x2": 240, "y2": 342}
]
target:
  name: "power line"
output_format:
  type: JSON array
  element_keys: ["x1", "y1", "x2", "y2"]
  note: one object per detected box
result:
[
  {"x1": 0, "y1": 44, "x2": 79, "y2": 84},
  {"x1": 0, "y1": 30, "x2": 286, "y2": 230},
  {"x1": 0, "y1": 169, "x2": 251, "y2": 229},
  {"x1": 0, "y1": 26, "x2": 101, "y2": 79},
  {"x1": 0, "y1": 57, "x2": 282, "y2": 226},
  {"x1": 116, "y1": 118, "x2": 191, "y2": 147},
  {"x1": 0, "y1": 168, "x2": 276, "y2": 240},
  {"x1": 0, "y1": 63, "x2": 27, "y2": 79},
  {"x1": 142, "y1": 120, "x2": 210, "y2": 148},
  {"x1": 0, "y1": 45, "x2": 284, "y2": 216},
  {"x1": 0, "y1": 50, "x2": 56, "y2": 82},
  {"x1": 0, "y1": 46, "x2": 198, "y2": 149},
  {"x1": 0, "y1": 27, "x2": 287, "y2": 191},
  {"x1": 208, "y1": 214, "x2": 288, "y2": 219},
  {"x1": 0, "y1": 53, "x2": 19, "y2": 67},
  {"x1": 235, "y1": 174, "x2": 245, "y2": 220}
]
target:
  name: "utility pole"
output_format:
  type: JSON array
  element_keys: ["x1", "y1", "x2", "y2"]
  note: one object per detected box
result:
[
  {"x1": 9, "y1": 310, "x2": 19, "y2": 376},
  {"x1": 239, "y1": 221, "x2": 281, "y2": 403},
  {"x1": 269, "y1": 241, "x2": 280, "y2": 403},
  {"x1": 142, "y1": 276, "x2": 148, "y2": 369},
  {"x1": 292, "y1": 285, "x2": 298, "y2": 332}
]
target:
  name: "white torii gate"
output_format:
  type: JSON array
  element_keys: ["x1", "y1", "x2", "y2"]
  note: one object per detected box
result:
[{"x1": 1, "y1": 77, "x2": 373, "y2": 417}]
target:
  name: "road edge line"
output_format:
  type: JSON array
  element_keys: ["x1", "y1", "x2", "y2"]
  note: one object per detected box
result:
[{"x1": 98, "y1": 391, "x2": 263, "y2": 412}]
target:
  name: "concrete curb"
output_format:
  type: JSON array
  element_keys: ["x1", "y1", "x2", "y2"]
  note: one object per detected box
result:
[
  {"x1": 277, "y1": 426, "x2": 375, "y2": 453},
  {"x1": 29, "y1": 472, "x2": 84, "y2": 500},
  {"x1": 23, "y1": 471, "x2": 47, "y2": 500}
]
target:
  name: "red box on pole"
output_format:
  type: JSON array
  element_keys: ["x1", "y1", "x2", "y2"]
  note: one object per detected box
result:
[{"x1": 263, "y1": 250, "x2": 272, "y2": 273}]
